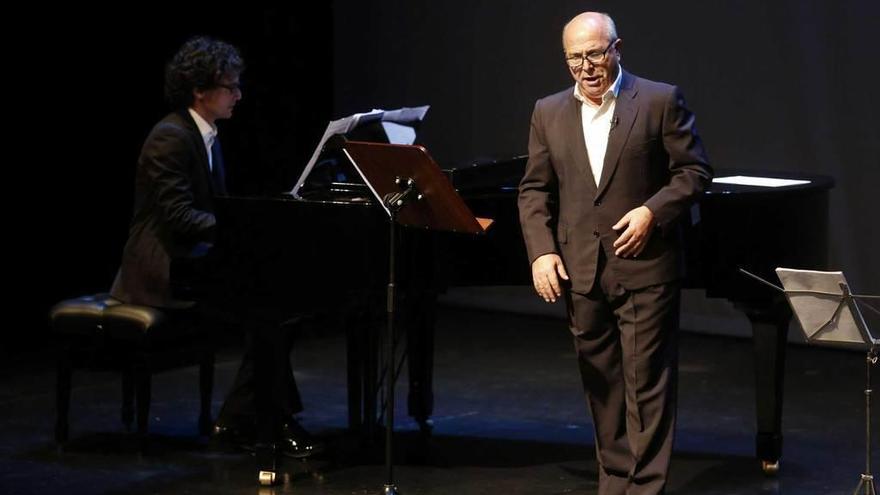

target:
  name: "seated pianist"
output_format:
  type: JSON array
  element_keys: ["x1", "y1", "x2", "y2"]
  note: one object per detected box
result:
[{"x1": 109, "y1": 35, "x2": 321, "y2": 457}]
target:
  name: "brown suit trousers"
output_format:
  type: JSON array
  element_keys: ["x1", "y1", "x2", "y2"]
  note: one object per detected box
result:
[{"x1": 568, "y1": 247, "x2": 679, "y2": 495}]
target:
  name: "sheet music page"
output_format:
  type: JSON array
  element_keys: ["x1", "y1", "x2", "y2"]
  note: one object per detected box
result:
[
  {"x1": 381, "y1": 122, "x2": 417, "y2": 145},
  {"x1": 776, "y1": 268, "x2": 866, "y2": 344},
  {"x1": 381, "y1": 106, "x2": 429, "y2": 144},
  {"x1": 356, "y1": 109, "x2": 385, "y2": 127},
  {"x1": 290, "y1": 106, "x2": 430, "y2": 198},
  {"x1": 288, "y1": 105, "x2": 431, "y2": 199},
  {"x1": 381, "y1": 105, "x2": 430, "y2": 124},
  {"x1": 290, "y1": 110, "x2": 385, "y2": 197},
  {"x1": 713, "y1": 175, "x2": 811, "y2": 187}
]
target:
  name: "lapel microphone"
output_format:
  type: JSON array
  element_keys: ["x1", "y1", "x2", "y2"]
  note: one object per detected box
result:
[{"x1": 609, "y1": 115, "x2": 619, "y2": 132}]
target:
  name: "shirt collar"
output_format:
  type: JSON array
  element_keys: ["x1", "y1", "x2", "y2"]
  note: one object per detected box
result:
[
  {"x1": 187, "y1": 108, "x2": 218, "y2": 149},
  {"x1": 573, "y1": 65, "x2": 623, "y2": 106}
]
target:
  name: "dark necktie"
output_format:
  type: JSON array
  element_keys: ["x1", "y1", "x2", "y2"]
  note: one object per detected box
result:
[{"x1": 210, "y1": 140, "x2": 227, "y2": 196}]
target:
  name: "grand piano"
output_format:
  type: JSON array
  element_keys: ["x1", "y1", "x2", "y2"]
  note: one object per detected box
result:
[{"x1": 215, "y1": 151, "x2": 833, "y2": 475}]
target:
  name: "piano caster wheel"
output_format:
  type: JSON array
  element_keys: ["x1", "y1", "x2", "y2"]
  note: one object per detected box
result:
[
  {"x1": 258, "y1": 470, "x2": 277, "y2": 486},
  {"x1": 761, "y1": 460, "x2": 780, "y2": 476},
  {"x1": 256, "y1": 442, "x2": 278, "y2": 486}
]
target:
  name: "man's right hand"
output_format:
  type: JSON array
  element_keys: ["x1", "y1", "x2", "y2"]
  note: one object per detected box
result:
[{"x1": 531, "y1": 253, "x2": 569, "y2": 303}]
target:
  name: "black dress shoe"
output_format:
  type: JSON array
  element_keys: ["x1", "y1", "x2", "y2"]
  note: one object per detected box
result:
[{"x1": 278, "y1": 419, "x2": 325, "y2": 458}]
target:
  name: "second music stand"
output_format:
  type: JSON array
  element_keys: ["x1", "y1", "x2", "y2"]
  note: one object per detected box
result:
[
  {"x1": 775, "y1": 268, "x2": 878, "y2": 495},
  {"x1": 742, "y1": 267, "x2": 879, "y2": 493}
]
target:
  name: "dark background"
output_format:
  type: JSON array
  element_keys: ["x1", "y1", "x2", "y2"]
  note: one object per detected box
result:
[
  {"x1": 332, "y1": 0, "x2": 879, "y2": 294},
  {"x1": 16, "y1": 6, "x2": 333, "y2": 353},
  {"x1": 14, "y1": 1, "x2": 879, "y2": 352}
]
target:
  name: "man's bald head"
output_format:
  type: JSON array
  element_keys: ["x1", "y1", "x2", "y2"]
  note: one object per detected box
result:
[{"x1": 563, "y1": 12, "x2": 618, "y2": 48}]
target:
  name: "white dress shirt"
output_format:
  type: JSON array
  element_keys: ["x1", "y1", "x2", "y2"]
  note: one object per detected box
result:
[
  {"x1": 573, "y1": 66, "x2": 623, "y2": 186},
  {"x1": 188, "y1": 108, "x2": 218, "y2": 171}
]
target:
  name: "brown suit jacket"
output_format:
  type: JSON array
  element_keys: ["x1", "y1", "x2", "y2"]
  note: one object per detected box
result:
[
  {"x1": 111, "y1": 110, "x2": 220, "y2": 307},
  {"x1": 518, "y1": 70, "x2": 712, "y2": 293}
]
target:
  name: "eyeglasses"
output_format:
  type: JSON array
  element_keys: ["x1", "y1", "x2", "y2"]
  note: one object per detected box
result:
[
  {"x1": 565, "y1": 39, "x2": 618, "y2": 68},
  {"x1": 216, "y1": 82, "x2": 242, "y2": 93}
]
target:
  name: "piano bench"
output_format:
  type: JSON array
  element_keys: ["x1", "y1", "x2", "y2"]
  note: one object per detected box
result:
[{"x1": 49, "y1": 293, "x2": 215, "y2": 444}]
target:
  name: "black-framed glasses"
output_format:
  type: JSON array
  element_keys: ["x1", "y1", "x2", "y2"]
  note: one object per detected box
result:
[{"x1": 565, "y1": 39, "x2": 618, "y2": 68}]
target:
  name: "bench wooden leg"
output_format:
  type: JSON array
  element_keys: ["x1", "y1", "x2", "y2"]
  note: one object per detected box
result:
[
  {"x1": 198, "y1": 350, "x2": 214, "y2": 436},
  {"x1": 122, "y1": 369, "x2": 134, "y2": 431},
  {"x1": 55, "y1": 350, "x2": 72, "y2": 443},
  {"x1": 134, "y1": 363, "x2": 152, "y2": 435}
]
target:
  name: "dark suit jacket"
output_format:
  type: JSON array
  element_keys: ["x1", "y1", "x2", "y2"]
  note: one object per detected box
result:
[
  {"x1": 111, "y1": 110, "x2": 220, "y2": 307},
  {"x1": 518, "y1": 70, "x2": 713, "y2": 293}
]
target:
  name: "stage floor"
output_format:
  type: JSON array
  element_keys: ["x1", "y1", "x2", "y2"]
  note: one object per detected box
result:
[{"x1": 0, "y1": 305, "x2": 875, "y2": 494}]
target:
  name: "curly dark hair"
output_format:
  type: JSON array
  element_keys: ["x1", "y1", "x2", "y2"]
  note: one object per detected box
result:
[{"x1": 164, "y1": 36, "x2": 244, "y2": 109}]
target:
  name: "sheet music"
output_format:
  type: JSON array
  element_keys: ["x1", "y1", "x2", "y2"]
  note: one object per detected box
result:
[
  {"x1": 381, "y1": 122, "x2": 416, "y2": 145},
  {"x1": 290, "y1": 106, "x2": 429, "y2": 198},
  {"x1": 713, "y1": 175, "x2": 811, "y2": 188},
  {"x1": 381, "y1": 105, "x2": 430, "y2": 124},
  {"x1": 776, "y1": 268, "x2": 869, "y2": 344}
]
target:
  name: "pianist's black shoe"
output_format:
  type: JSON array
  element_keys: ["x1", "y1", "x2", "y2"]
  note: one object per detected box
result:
[
  {"x1": 212, "y1": 417, "x2": 324, "y2": 458},
  {"x1": 279, "y1": 418, "x2": 325, "y2": 458}
]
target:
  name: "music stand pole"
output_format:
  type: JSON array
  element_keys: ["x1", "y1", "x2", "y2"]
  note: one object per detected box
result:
[
  {"x1": 850, "y1": 283, "x2": 878, "y2": 495},
  {"x1": 380, "y1": 177, "x2": 420, "y2": 495},
  {"x1": 854, "y1": 346, "x2": 877, "y2": 495}
]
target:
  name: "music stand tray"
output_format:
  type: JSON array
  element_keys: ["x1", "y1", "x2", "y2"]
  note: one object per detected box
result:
[
  {"x1": 342, "y1": 141, "x2": 492, "y2": 234},
  {"x1": 776, "y1": 268, "x2": 876, "y2": 347}
]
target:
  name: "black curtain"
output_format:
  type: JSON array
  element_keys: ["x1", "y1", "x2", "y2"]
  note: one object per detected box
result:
[{"x1": 333, "y1": 0, "x2": 880, "y2": 295}]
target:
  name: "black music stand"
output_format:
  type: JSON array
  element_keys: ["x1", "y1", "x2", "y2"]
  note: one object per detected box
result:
[
  {"x1": 742, "y1": 268, "x2": 879, "y2": 492},
  {"x1": 342, "y1": 141, "x2": 492, "y2": 495},
  {"x1": 776, "y1": 268, "x2": 878, "y2": 494}
]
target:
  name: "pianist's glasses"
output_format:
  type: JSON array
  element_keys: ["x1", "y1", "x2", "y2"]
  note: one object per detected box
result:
[{"x1": 216, "y1": 82, "x2": 242, "y2": 93}]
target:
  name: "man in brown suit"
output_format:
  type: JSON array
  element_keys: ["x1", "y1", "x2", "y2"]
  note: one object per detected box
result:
[{"x1": 518, "y1": 12, "x2": 712, "y2": 495}]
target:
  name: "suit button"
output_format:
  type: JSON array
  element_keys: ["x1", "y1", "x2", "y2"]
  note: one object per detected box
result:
[{"x1": 593, "y1": 230, "x2": 600, "y2": 237}]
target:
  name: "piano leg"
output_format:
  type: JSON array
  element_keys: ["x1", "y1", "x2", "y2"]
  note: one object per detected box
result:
[
  {"x1": 346, "y1": 305, "x2": 365, "y2": 432},
  {"x1": 365, "y1": 304, "x2": 382, "y2": 442},
  {"x1": 342, "y1": 287, "x2": 437, "y2": 446},
  {"x1": 253, "y1": 321, "x2": 280, "y2": 485},
  {"x1": 739, "y1": 302, "x2": 792, "y2": 475},
  {"x1": 343, "y1": 298, "x2": 383, "y2": 441},
  {"x1": 406, "y1": 289, "x2": 435, "y2": 435}
]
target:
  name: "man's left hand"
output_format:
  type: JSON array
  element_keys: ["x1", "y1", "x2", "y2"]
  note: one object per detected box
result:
[{"x1": 612, "y1": 205, "x2": 655, "y2": 258}]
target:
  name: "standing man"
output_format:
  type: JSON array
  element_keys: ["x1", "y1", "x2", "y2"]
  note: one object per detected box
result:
[
  {"x1": 518, "y1": 12, "x2": 712, "y2": 494},
  {"x1": 111, "y1": 36, "x2": 319, "y2": 457}
]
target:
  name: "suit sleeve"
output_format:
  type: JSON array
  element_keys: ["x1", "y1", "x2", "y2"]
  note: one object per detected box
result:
[
  {"x1": 643, "y1": 86, "x2": 713, "y2": 230},
  {"x1": 518, "y1": 100, "x2": 559, "y2": 264},
  {"x1": 142, "y1": 123, "x2": 216, "y2": 240}
]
